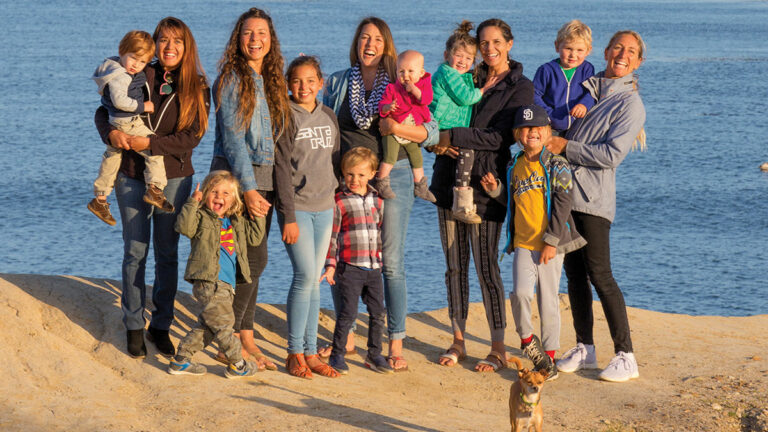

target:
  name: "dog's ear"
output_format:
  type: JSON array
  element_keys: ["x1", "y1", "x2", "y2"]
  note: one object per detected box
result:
[{"x1": 518, "y1": 369, "x2": 525, "y2": 379}]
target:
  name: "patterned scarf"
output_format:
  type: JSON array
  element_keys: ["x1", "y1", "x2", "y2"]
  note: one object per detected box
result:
[{"x1": 348, "y1": 62, "x2": 389, "y2": 130}]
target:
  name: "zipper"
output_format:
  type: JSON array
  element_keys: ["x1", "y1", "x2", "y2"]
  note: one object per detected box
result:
[{"x1": 560, "y1": 66, "x2": 572, "y2": 129}]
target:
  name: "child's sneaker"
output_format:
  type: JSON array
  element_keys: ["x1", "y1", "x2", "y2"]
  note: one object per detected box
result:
[
  {"x1": 364, "y1": 354, "x2": 394, "y2": 374},
  {"x1": 143, "y1": 184, "x2": 175, "y2": 213},
  {"x1": 168, "y1": 356, "x2": 206, "y2": 376},
  {"x1": 598, "y1": 351, "x2": 639, "y2": 383},
  {"x1": 521, "y1": 334, "x2": 553, "y2": 373},
  {"x1": 88, "y1": 198, "x2": 117, "y2": 226},
  {"x1": 556, "y1": 343, "x2": 598, "y2": 373},
  {"x1": 328, "y1": 354, "x2": 349, "y2": 375},
  {"x1": 413, "y1": 176, "x2": 436, "y2": 203},
  {"x1": 225, "y1": 360, "x2": 260, "y2": 379},
  {"x1": 374, "y1": 176, "x2": 396, "y2": 199}
]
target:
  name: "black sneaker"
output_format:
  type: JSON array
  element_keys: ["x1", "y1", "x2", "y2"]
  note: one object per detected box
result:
[
  {"x1": 522, "y1": 334, "x2": 553, "y2": 373},
  {"x1": 147, "y1": 327, "x2": 175, "y2": 357},
  {"x1": 364, "y1": 354, "x2": 394, "y2": 374},
  {"x1": 127, "y1": 329, "x2": 146, "y2": 358},
  {"x1": 329, "y1": 354, "x2": 349, "y2": 375}
]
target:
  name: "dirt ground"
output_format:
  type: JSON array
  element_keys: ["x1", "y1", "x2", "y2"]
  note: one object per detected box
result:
[{"x1": 1, "y1": 273, "x2": 766, "y2": 431}]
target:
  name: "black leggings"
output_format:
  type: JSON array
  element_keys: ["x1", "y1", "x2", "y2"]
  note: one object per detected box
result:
[
  {"x1": 232, "y1": 190, "x2": 274, "y2": 332},
  {"x1": 564, "y1": 211, "x2": 633, "y2": 353}
]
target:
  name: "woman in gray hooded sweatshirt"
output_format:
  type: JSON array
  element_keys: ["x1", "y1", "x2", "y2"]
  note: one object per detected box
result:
[{"x1": 545, "y1": 30, "x2": 646, "y2": 383}]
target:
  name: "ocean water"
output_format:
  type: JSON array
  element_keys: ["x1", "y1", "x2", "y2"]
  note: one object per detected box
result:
[{"x1": 0, "y1": 0, "x2": 766, "y2": 317}]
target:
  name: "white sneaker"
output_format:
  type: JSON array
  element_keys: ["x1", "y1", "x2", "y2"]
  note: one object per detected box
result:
[
  {"x1": 598, "y1": 351, "x2": 639, "y2": 382},
  {"x1": 556, "y1": 343, "x2": 598, "y2": 373}
]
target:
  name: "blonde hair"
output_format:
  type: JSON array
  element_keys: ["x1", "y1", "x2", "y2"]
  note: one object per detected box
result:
[
  {"x1": 349, "y1": 17, "x2": 397, "y2": 79},
  {"x1": 555, "y1": 20, "x2": 592, "y2": 48},
  {"x1": 513, "y1": 125, "x2": 552, "y2": 144},
  {"x1": 444, "y1": 20, "x2": 477, "y2": 57},
  {"x1": 201, "y1": 170, "x2": 243, "y2": 217},
  {"x1": 607, "y1": 30, "x2": 647, "y2": 151},
  {"x1": 118, "y1": 30, "x2": 155, "y2": 61},
  {"x1": 341, "y1": 147, "x2": 378, "y2": 174},
  {"x1": 152, "y1": 17, "x2": 209, "y2": 138}
]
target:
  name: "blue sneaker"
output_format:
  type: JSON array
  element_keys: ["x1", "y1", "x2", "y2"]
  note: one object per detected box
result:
[
  {"x1": 364, "y1": 354, "x2": 394, "y2": 374},
  {"x1": 168, "y1": 357, "x2": 206, "y2": 376},
  {"x1": 225, "y1": 360, "x2": 260, "y2": 379},
  {"x1": 328, "y1": 354, "x2": 349, "y2": 375}
]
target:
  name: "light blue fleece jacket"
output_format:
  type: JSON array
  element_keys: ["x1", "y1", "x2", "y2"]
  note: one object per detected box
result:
[{"x1": 565, "y1": 72, "x2": 646, "y2": 222}]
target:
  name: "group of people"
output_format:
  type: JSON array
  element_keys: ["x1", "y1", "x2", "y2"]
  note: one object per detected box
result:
[{"x1": 90, "y1": 9, "x2": 647, "y2": 384}]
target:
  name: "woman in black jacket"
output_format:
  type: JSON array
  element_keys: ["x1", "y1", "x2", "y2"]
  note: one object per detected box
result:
[{"x1": 430, "y1": 18, "x2": 533, "y2": 372}]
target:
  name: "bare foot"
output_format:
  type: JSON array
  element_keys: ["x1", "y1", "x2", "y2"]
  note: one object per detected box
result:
[{"x1": 388, "y1": 339, "x2": 408, "y2": 371}]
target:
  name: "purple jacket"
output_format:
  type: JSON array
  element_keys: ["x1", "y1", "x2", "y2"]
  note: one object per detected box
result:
[{"x1": 533, "y1": 59, "x2": 595, "y2": 132}]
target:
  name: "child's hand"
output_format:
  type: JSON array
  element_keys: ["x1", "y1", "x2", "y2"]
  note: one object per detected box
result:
[
  {"x1": 282, "y1": 222, "x2": 299, "y2": 244},
  {"x1": 405, "y1": 82, "x2": 422, "y2": 100},
  {"x1": 539, "y1": 245, "x2": 556, "y2": 264},
  {"x1": 320, "y1": 267, "x2": 335, "y2": 285},
  {"x1": 481, "y1": 75, "x2": 500, "y2": 93},
  {"x1": 144, "y1": 101, "x2": 155, "y2": 113},
  {"x1": 191, "y1": 183, "x2": 202, "y2": 202},
  {"x1": 480, "y1": 172, "x2": 499, "y2": 193},
  {"x1": 570, "y1": 103, "x2": 587, "y2": 118},
  {"x1": 382, "y1": 100, "x2": 398, "y2": 114}
]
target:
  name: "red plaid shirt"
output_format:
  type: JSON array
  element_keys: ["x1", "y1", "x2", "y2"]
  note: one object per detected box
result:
[{"x1": 325, "y1": 186, "x2": 384, "y2": 270}]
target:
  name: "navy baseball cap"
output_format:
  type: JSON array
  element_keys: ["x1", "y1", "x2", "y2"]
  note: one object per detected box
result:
[{"x1": 514, "y1": 105, "x2": 550, "y2": 128}]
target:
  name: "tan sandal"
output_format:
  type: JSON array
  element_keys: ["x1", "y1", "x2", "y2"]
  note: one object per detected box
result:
[
  {"x1": 439, "y1": 343, "x2": 467, "y2": 367},
  {"x1": 286, "y1": 353, "x2": 313, "y2": 379},
  {"x1": 305, "y1": 354, "x2": 340, "y2": 378},
  {"x1": 475, "y1": 351, "x2": 506, "y2": 372}
]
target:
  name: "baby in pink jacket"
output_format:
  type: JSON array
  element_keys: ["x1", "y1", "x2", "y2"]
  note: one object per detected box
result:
[{"x1": 376, "y1": 50, "x2": 435, "y2": 202}]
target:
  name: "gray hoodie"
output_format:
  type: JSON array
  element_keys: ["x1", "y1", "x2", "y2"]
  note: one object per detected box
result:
[
  {"x1": 92, "y1": 56, "x2": 146, "y2": 120},
  {"x1": 274, "y1": 101, "x2": 341, "y2": 224},
  {"x1": 564, "y1": 72, "x2": 646, "y2": 222}
]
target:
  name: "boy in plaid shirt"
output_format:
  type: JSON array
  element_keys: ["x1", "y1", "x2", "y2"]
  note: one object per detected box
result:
[{"x1": 321, "y1": 147, "x2": 393, "y2": 374}]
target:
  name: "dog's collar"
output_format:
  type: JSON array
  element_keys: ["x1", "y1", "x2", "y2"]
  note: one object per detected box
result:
[{"x1": 520, "y1": 392, "x2": 539, "y2": 407}]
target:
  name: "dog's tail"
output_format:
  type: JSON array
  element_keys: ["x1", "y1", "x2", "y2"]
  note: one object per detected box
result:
[{"x1": 507, "y1": 355, "x2": 524, "y2": 371}]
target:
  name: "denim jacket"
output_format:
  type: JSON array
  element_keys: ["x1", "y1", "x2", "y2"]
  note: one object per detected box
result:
[
  {"x1": 323, "y1": 68, "x2": 440, "y2": 147},
  {"x1": 213, "y1": 71, "x2": 275, "y2": 192}
]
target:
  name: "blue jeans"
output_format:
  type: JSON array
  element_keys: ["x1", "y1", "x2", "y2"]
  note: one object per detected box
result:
[
  {"x1": 115, "y1": 173, "x2": 192, "y2": 331},
  {"x1": 380, "y1": 159, "x2": 414, "y2": 340},
  {"x1": 280, "y1": 209, "x2": 334, "y2": 354}
]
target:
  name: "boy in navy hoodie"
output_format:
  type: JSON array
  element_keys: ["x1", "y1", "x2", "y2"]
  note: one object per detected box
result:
[{"x1": 533, "y1": 20, "x2": 595, "y2": 135}]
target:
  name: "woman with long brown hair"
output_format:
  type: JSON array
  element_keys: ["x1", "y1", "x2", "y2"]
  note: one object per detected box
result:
[
  {"x1": 94, "y1": 17, "x2": 210, "y2": 359},
  {"x1": 210, "y1": 7, "x2": 291, "y2": 370}
]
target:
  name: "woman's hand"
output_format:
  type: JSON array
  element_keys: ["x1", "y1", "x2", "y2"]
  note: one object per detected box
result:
[
  {"x1": 128, "y1": 136, "x2": 151, "y2": 152},
  {"x1": 539, "y1": 245, "x2": 557, "y2": 265},
  {"x1": 282, "y1": 222, "x2": 299, "y2": 244},
  {"x1": 108, "y1": 130, "x2": 131, "y2": 150},
  {"x1": 480, "y1": 172, "x2": 499, "y2": 194},
  {"x1": 545, "y1": 136, "x2": 568, "y2": 155},
  {"x1": 378, "y1": 116, "x2": 398, "y2": 136},
  {"x1": 244, "y1": 189, "x2": 271, "y2": 219},
  {"x1": 427, "y1": 131, "x2": 459, "y2": 158}
]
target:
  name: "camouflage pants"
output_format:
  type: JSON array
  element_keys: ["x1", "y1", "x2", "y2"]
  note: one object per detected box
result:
[{"x1": 176, "y1": 280, "x2": 243, "y2": 364}]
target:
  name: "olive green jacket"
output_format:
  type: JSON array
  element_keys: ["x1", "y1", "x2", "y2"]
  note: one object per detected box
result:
[{"x1": 175, "y1": 197, "x2": 266, "y2": 284}]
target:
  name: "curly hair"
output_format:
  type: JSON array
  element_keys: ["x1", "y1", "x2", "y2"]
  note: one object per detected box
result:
[
  {"x1": 201, "y1": 170, "x2": 243, "y2": 217},
  {"x1": 215, "y1": 8, "x2": 290, "y2": 137}
]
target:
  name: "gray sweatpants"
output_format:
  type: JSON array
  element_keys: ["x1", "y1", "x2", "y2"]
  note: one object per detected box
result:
[
  {"x1": 510, "y1": 247, "x2": 564, "y2": 351},
  {"x1": 176, "y1": 280, "x2": 243, "y2": 364}
]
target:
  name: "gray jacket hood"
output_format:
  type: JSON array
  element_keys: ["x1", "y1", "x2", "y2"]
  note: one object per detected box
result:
[{"x1": 92, "y1": 56, "x2": 126, "y2": 95}]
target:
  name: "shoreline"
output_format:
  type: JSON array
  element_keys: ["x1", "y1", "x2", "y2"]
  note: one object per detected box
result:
[{"x1": 1, "y1": 273, "x2": 766, "y2": 431}]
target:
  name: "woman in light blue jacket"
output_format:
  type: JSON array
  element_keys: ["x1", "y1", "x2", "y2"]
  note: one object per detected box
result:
[
  {"x1": 321, "y1": 16, "x2": 438, "y2": 372},
  {"x1": 546, "y1": 30, "x2": 646, "y2": 383},
  {"x1": 209, "y1": 7, "x2": 291, "y2": 371}
]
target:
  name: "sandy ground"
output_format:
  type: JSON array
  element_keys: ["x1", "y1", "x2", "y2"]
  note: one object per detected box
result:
[{"x1": 1, "y1": 273, "x2": 766, "y2": 431}]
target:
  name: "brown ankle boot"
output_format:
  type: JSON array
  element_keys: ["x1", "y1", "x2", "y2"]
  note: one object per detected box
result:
[
  {"x1": 88, "y1": 198, "x2": 117, "y2": 226},
  {"x1": 143, "y1": 185, "x2": 175, "y2": 213}
]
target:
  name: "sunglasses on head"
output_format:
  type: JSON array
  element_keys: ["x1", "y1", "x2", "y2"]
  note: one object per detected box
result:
[{"x1": 160, "y1": 71, "x2": 174, "y2": 95}]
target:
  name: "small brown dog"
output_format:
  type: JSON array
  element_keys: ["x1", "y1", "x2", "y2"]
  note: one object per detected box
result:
[{"x1": 509, "y1": 356, "x2": 549, "y2": 432}]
